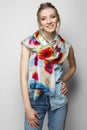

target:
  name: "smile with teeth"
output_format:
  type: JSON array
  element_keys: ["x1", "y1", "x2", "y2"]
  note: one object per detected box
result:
[{"x1": 46, "y1": 24, "x2": 54, "y2": 29}]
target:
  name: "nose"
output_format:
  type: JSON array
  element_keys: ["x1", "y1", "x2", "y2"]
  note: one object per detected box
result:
[{"x1": 47, "y1": 18, "x2": 51, "y2": 24}]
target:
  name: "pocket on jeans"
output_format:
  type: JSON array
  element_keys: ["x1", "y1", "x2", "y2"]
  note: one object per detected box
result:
[{"x1": 56, "y1": 82, "x2": 65, "y2": 97}]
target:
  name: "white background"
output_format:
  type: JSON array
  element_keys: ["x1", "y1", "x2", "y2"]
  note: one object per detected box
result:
[{"x1": 0, "y1": 0, "x2": 87, "y2": 130}]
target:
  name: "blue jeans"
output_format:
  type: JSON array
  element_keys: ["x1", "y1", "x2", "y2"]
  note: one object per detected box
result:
[{"x1": 24, "y1": 93, "x2": 68, "y2": 130}]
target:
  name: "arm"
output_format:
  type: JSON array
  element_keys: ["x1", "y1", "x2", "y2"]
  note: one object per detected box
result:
[
  {"x1": 20, "y1": 44, "x2": 39, "y2": 128},
  {"x1": 62, "y1": 45, "x2": 76, "y2": 82},
  {"x1": 61, "y1": 45, "x2": 76, "y2": 94},
  {"x1": 20, "y1": 43, "x2": 32, "y2": 110}
]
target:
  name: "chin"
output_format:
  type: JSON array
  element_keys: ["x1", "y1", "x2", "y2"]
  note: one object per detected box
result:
[{"x1": 45, "y1": 28, "x2": 56, "y2": 33}]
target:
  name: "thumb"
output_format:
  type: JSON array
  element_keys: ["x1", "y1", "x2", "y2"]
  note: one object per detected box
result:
[{"x1": 61, "y1": 80, "x2": 66, "y2": 85}]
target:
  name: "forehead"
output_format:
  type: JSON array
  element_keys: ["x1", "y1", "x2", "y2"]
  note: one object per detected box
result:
[{"x1": 39, "y1": 8, "x2": 56, "y2": 17}]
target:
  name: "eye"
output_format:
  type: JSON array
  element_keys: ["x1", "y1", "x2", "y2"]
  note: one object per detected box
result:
[
  {"x1": 41, "y1": 18, "x2": 46, "y2": 21},
  {"x1": 51, "y1": 15, "x2": 56, "y2": 18}
]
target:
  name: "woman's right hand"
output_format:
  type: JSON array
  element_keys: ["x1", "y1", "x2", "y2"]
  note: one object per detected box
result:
[{"x1": 25, "y1": 107, "x2": 39, "y2": 128}]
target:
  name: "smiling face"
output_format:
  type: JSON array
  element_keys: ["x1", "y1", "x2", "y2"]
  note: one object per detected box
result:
[{"x1": 38, "y1": 8, "x2": 59, "y2": 34}]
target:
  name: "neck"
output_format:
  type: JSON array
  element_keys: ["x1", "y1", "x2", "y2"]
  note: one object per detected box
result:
[{"x1": 42, "y1": 30, "x2": 56, "y2": 42}]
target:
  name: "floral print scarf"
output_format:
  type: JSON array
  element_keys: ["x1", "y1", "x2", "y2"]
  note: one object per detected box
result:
[{"x1": 22, "y1": 30, "x2": 70, "y2": 100}]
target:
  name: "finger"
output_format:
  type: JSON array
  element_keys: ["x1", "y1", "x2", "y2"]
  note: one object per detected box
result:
[
  {"x1": 32, "y1": 117, "x2": 39, "y2": 127},
  {"x1": 61, "y1": 81, "x2": 66, "y2": 85},
  {"x1": 61, "y1": 86, "x2": 65, "y2": 90},
  {"x1": 63, "y1": 87, "x2": 67, "y2": 92},
  {"x1": 35, "y1": 112, "x2": 39, "y2": 119},
  {"x1": 63, "y1": 91, "x2": 67, "y2": 95},
  {"x1": 61, "y1": 86, "x2": 66, "y2": 91},
  {"x1": 28, "y1": 118, "x2": 39, "y2": 125},
  {"x1": 29, "y1": 120, "x2": 39, "y2": 128},
  {"x1": 61, "y1": 86, "x2": 68, "y2": 92},
  {"x1": 32, "y1": 120, "x2": 39, "y2": 128},
  {"x1": 29, "y1": 120, "x2": 36, "y2": 128},
  {"x1": 62, "y1": 88, "x2": 68, "y2": 95}
]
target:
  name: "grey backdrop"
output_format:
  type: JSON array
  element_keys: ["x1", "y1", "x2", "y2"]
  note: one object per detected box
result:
[{"x1": 0, "y1": 0, "x2": 87, "y2": 130}]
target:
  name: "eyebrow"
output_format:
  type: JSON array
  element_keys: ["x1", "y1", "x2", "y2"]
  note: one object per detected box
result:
[{"x1": 40, "y1": 14, "x2": 56, "y2": 18}]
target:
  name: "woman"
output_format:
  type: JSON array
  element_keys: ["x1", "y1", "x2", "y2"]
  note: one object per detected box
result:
[{"x1": 20, "y1": 2, "x2": 76, "y2": 130}]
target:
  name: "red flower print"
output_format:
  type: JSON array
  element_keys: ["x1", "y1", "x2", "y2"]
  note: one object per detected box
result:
[
  {"x1": 44, "y1": 61, "x2": 53, "y2": 74},
  {"x1": 58, "y1": 35, "x2": 65, "y2": 43},
  {"x1": 51, "y1": 52, "x2": 63, "y2": 64},
  {"x1": 32, "y1": 72, "x2": 38, "y2": 80},
  {"x1": 29, "y1": 37, "x2": 40, "y2": 45},
  {"x1": 56, "y1": 45, "x2": 61, "y2": 52},
  {"x1": 34, "y1": 55, "x2": 38, "y2": 66},
  {"x1": 35, "y1": 31, "x2": 39, "y2": 38},
  {"x1": 38, "y1": 47, "x2": 54, "y2": 59}
]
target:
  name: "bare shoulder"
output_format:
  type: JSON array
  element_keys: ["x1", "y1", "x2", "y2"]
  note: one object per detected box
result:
[
  {"x1": 20, "y1": 43, "x2": 32, "y2": 59},
  {"x1": 68, "y1": 44, "x2": 75, "y2": 58}
]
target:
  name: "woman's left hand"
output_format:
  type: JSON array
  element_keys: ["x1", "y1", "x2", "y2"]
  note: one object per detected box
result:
[{"x1": 61, "y1": 81, "x2": 68, "y2": 95}]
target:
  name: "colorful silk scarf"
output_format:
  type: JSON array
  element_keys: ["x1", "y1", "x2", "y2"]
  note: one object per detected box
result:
[{"x1": 22, "y1": 30, "x2": 70, "y2": 100}]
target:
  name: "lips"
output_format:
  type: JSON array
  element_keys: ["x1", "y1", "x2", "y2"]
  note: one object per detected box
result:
[
  {"x1": 46, "y1": 24, "x2": 54, "y2": 29},
  {"x1": 47, "y1": 26, "x2": 54, "y2": 29}
]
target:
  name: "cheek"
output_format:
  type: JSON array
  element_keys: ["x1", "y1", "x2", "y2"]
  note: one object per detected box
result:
[
  {"x1": 39, "y1": 21, "x2": 47, "y2": 27},
  {"x1": 53, "y1": 18, "x2": 58, "y2": 24}
]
